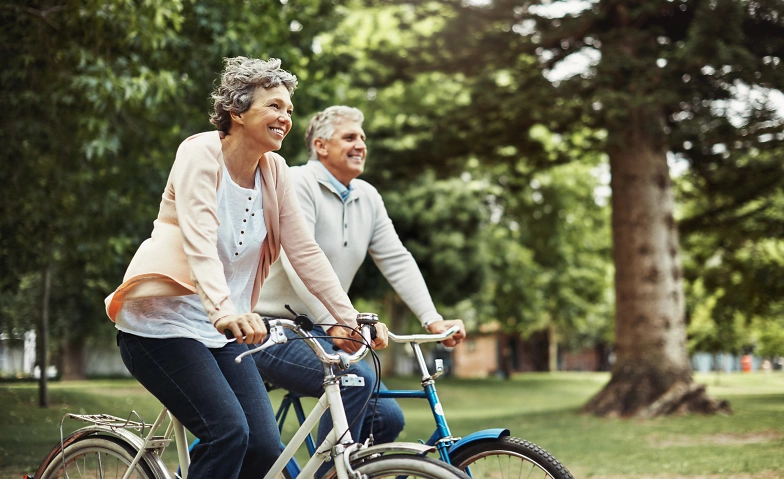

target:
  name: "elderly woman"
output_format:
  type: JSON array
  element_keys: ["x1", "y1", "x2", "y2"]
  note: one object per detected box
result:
[{"x1": 104, "y1": 57, "x2": 388, "y2": 479}]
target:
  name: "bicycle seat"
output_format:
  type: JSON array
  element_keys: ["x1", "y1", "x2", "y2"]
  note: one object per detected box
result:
[{"x1": 264, "y1": 381, "x2": 280, "y2": 392}]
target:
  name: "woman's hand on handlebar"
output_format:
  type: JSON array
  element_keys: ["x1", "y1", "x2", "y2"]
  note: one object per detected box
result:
[
  {"x1": 216, "y1": 313, "x2": 267, "y2": 344},
  {"x1": 328, "y1": 322, "x2": 389, "y2": 353},
  {"x1": 426, "y1": 319, "x2": 466, "y2": 347}
]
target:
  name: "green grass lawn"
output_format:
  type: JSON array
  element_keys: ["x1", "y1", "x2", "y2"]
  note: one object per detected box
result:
[{"x1": 1, "y1": 372, "x2": 783, "y2": 479}]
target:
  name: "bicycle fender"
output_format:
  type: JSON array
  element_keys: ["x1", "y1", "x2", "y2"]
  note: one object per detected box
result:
[
  {"x1": 447, "y1": 428, "x2": 510, "y2": 456},
  {"x1": 351, "y1": 441, "x2": 435, "y2": 461},
  {"x1": 34, "y1": 425, "x2": 170, "y2": 479}
]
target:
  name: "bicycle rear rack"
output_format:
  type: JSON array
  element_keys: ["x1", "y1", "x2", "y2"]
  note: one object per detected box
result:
[
  {"x1": 66, "y1": 412, "x2": 148, "y2": 431},
  {"x1": 62, "y1": 409, "x2": 175, "y2": 455}
]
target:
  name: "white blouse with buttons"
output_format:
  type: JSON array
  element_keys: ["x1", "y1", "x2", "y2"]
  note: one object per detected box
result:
[{"x1": 116, "y1": 164, "x2": 266, "y2": 347}]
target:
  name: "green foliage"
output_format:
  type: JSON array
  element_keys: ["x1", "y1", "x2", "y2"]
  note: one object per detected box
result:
[
  {"x1": 0, "y1": 0, "x2": 350, "y2": 349},
  {"x1": 679, "y1": 149, "x2": 784, "y2": 349},
  {"x1": 382, "y1": 172, "x2": 491, "y2": 305},
  {"x1": 350, "y1": 171, "x2": 492, "y2": 330},
  {"x1": 4, "y1": 0, "x2": 781, "y2": 367},
  {"x1": 1, "y1": 0, "x2": 191, "y2": 342},
  {"x1": 317, "y1": 6, "x2": 615, "y2": 347},
  {"x1": 753, "y1": 316, "x2": 784, "y2": 358},
  {"x1": 686, "y1": 279, "x2": 749, "y2": 355},
  {"x1": 352, "y1": 0, "x2": 784, "y2": 358},
  {"x1": 479, "y1": 151, "x2": 614, "y2": 346}
]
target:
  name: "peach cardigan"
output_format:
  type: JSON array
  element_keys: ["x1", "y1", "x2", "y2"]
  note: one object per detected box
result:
[{"x1": 104, "y1": 131, "x2": 358, "y2": 326}]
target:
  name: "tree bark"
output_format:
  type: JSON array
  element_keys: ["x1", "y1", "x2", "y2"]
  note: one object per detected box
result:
[
  {"x1": 547, "y1": 322, "x2": 558, "y2": 372},
  {"x1": 382, "y1": 291, "x2": 409, "y2": 377},
  {"x1": 582, "y1": 112, "x2": 731, "y2": 417},
  {"x1": 60, "y1": 337, "x2": 87, "y2": 380},
  {"x1": 498, "y1": 334, "x2": 513, "y2": 379},
  {"x1": 594, "y1": 341, "x2": 612, "y2": 372},
  {"x1": 38, "y1": 263, "x2": 51, "y2": 408},
  {"x1": 526, "y1": 330, "x2": 550, "y2": 372}
]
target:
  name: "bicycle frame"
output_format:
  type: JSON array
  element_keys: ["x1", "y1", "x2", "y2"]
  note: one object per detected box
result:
[
  {"x1": 265, "y1": 354, "x2": 434, "y2": 479},
  {"x1": 35, "y1": 319, "x2": 454, "y2": 479},
  {"x1": 273, "y1": 331, "x2": 509, "y2": 471}
]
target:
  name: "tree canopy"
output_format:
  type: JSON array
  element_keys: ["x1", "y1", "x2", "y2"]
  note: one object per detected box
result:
[{"x1": 1, "y1": 0, "x2": 782, "y2": 402}]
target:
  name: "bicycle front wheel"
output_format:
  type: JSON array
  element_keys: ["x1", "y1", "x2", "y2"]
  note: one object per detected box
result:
[
  {"x1": 37, "y1": 436, "x2": 156, "y2": 479},
  {"x1": 449, "y1": 436, "x2": 574, "y2": 479}
]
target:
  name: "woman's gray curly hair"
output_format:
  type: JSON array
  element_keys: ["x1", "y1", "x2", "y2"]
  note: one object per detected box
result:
[
  {"x1": 210, "y1": 57, "x2": 298, "y2": 133},
  {"x1": 305, "y1": 106, "x2": 364, "y2": 161}
]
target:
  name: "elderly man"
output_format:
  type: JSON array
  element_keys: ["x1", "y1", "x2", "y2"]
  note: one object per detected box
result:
[{"x1": 254, "y1": 106, "x2": 465, "y2": 470}]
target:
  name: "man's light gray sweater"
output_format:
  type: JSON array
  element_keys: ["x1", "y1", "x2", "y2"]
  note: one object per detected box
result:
[{"x1": 255, "y1": 160, "x2": 442, "y2": 328}]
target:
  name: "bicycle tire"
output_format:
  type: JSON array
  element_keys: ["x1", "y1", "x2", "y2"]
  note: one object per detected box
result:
[
  {"x1": 449, "y1": 436, "x2": 574, "y2": 479},
  {"x1": 37, "y1": 436, "x2": 157, "y2": 479},
  {"x1": 325, "y1": 454, "x2": 470, "y2": 479}
]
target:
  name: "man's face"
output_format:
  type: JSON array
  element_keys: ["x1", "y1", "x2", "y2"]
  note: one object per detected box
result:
[{"x1": 316, "y1": 120, "x2": 366, "y2": 187}]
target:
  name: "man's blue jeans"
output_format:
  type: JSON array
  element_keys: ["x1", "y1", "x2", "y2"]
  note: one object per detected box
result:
[
  {"x1": 254, "y1": 325, "x2": 405, "y2": 477},
  {"x1": 117, "y1": 332, "x2": 283, "y2": 479}
]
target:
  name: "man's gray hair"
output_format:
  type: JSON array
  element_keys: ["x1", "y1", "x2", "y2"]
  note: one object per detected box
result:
[
  {"x1": 210, "y1": 57, "x2": 298, "y2": 133},
  {"x1": 305, "y1": 106, "x2": 364, "y2": 161}
]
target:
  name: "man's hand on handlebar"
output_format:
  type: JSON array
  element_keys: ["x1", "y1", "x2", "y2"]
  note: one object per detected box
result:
[
  {"x1": 426, "y1": 319, "x2": 466, "y2": 347},
  {"x1": 328, "y1": 322, "x2": 389, "y2": 353},
  {"x1": 216, "y1": 313, "x2": 267, "y2": 344}
]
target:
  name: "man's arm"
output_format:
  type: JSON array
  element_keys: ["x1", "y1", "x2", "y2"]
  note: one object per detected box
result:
[
  {"x1": 365, "y1": 186, "x2": 465, "y2": 346},
  {"x1": 275, "y1": 167, "x2": 340, "y2": 326}
]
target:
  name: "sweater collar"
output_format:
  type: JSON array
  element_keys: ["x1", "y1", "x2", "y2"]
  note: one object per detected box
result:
[{"x1": 307, "y1": 160, "x2": 358, "y2": 202}]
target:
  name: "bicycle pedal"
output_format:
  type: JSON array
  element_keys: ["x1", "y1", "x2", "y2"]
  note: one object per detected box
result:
[{"x1": 340, "y1": 374, "x2": 365, "y2": 387}]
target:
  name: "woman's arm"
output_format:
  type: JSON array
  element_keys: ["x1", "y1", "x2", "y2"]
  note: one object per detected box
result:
[
  {"x1": 170, "y1": 135, "x2": 236, "y2": 325},
  {"x1": 277, "y1": 167, "x2": 358, "y2": 328}
]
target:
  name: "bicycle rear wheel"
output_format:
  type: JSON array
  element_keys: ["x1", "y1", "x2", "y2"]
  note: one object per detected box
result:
[
  {"x1": 328, "y1": 454, "x2": 470, "y2": 479},
  {"x1": 37, "y1": 436, "x2": 156, "y2": 479},
  {"x1": 449, "y1": 436, "x2": 574, "y2": 479}
]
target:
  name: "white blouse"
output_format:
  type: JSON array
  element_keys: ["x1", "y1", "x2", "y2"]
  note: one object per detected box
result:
[{"x1": 116, "y1": 164, "x2": 266, "y2": 347}]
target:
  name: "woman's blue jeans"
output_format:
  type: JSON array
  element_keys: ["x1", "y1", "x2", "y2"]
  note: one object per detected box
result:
[
  {"x1": 253, "y1": 325, "x2": 405, "y2": 477},
  {"x1": 117, "y1": 332, "x2": 283, "y2": 479}
]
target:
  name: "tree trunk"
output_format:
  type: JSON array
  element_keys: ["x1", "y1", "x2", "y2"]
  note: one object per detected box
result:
[
  {"x1": 382, "y1": 291, "x2": 409, "y2": 377},
  {"x1": 498, "y1": 334, "x2": 514, "y2": 379},
  {"x1": 38, "y1": 264, "x2": 51, "y2": 408},
  {"x1": 547, "y1": 322, "x2": 558, "y2": 372},
  {"x1": 526, "y1": 330, "x2": 550, "y2": 372},
  {"x1": 60, "y1": 337, "x2": 87, "y2": 380},
  {"x1": 594, "y1": 341, "x2": 612, "y2": 372},
  {"x1": 582, "y1": 113, "x2": 730, "y2": 417}
]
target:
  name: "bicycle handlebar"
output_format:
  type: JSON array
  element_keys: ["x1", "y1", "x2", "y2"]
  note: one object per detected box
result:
[
  {"x1": 387, "y1": 325, "x2": 460, "y2": 344},
  {"x1": 232, "y1": 318, "x2": 377, "y2": 367}
]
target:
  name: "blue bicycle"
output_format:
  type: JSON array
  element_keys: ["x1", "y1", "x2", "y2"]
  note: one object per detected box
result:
[{"x1": 272, "y1": 327, "x2": 574, "y2": 479}]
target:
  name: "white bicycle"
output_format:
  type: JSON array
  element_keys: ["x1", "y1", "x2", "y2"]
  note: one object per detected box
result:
[{"x1": 30, "y1": 312, "x2": 470, "y2": 479}]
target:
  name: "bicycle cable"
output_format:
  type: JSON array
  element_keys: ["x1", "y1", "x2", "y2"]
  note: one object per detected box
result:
[{"x1": 309, "y1": 323, "x2": 383, "y2": 455}]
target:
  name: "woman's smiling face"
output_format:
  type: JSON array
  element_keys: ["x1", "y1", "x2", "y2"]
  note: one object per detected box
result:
[{"x1": 235, "y1": 85, "x2": 293, "y2": 151}]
